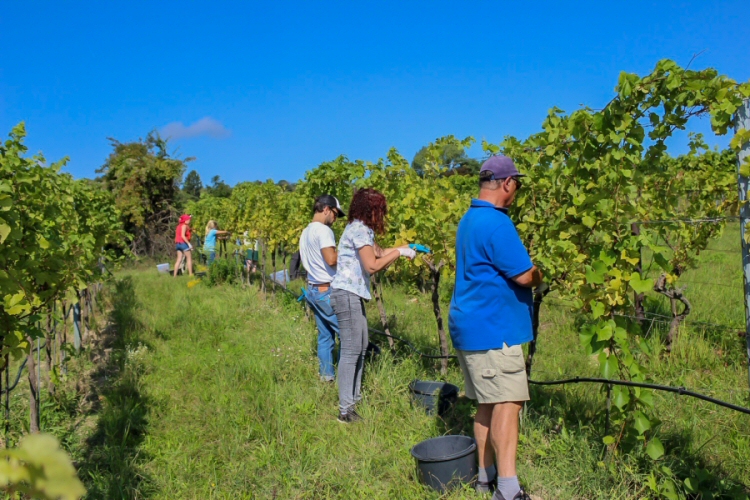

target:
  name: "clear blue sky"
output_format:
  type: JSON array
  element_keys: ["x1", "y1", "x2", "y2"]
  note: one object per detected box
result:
[{"x1": 1, "y1": 1, "x2": 748, "y2": 186}]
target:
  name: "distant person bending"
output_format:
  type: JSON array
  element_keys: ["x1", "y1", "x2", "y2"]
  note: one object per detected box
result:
[
  {"x1": 174, "y1": 214, "x2": 194, "y2": 277},
  {"x1": 330, "y1": 188, "x2": 416, "y2": 423},
  {"x1": 205, "y1": 220, "x2": 231, "y2": 265}
]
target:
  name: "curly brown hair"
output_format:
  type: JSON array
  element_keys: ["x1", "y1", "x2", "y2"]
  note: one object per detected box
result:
[{"x1": 347, "y1": 188, "x2": 387, "y2": 235}]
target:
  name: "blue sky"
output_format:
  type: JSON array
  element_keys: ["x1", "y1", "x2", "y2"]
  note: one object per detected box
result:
[{"x1": 1, "y1": 1, "x2": 749, "y2": 186}]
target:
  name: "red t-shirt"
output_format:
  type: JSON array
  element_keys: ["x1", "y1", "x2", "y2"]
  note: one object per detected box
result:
[{"x1": 175, "y1": 223, "x2": 192, "y2": 243}]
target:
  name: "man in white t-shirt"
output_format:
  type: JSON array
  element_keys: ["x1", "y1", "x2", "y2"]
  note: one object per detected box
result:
[{"x1": 299, "y1": 194, "x2": 345, "y2": 382}]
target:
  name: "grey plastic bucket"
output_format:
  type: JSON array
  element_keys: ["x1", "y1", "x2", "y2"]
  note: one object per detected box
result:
[
  {"x1": 411, "y1": 435, "x2": 477, "y2": 492},
  {"x1": 409, "y1": 380, "x2": 458, "y2": 416}
]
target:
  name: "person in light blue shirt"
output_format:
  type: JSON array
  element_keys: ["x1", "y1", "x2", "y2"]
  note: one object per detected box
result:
[
  {"x1": 449, "y1": 156, "x2": 542, "y2": 500},
  {"x1": 204, "y1": 220, "x2": 231, "y2": 265}
]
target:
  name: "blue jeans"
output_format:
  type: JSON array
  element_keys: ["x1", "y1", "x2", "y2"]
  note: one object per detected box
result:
[
  {"x1": 207, "y1": 251, "x2": 216, "y2": 265},
  {"x1": 306, "y1": 285, "x2": 339, "y2": 380}
]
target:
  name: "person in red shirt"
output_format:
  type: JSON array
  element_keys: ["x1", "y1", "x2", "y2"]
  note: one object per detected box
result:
[{"x1": 174, "y1": 214, "x2": 194, "y2": 277}]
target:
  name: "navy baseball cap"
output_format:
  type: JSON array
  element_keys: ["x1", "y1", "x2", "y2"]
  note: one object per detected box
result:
[{"x1": 479, "y1": 155, "x2": 524, "y2": 180}]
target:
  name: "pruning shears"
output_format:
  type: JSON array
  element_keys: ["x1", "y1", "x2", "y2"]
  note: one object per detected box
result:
[{"x1": 409, "y1": 243, "x2": 431, "y2": 254}]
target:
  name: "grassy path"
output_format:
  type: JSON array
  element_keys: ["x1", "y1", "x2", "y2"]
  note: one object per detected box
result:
[
  {"x1": 101, "y1": 271, "x2": 469, "y2": 499},
  {"x1": 79, "y1": 240, "x2": 750, "y2": 499}
]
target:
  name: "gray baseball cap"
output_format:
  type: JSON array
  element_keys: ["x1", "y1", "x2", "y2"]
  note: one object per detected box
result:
[{"x1": 479, "y1": 155, "x2": 524, "y2": 180}]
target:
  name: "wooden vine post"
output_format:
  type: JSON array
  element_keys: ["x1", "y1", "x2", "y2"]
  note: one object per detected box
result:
[
  {"x1": 653, "y1": 274, "x2": 691, "y2": 352},
  {"x1": 735, "y1": 98, "x2": 750, "y2": 389},
  {"x1": 45, "y1": 311, "x2": 55, "y2": 397},
  {"x1": 27, "y1": 335, "x2": 40, "y2": 433},
  {"x1": 631, "y1": 222, "x2": 646, "y2": 326},
  {"x1": 525, "y1": 283, "x2": 550, "y2": 378},
  {"x1": 370, "y1": 274, "x2": 395, "y2": 350},
  {"x1": 424, "y1": 257, "x2": 449, "y2": 373}
]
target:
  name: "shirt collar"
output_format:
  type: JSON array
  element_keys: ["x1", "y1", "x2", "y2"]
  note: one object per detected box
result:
[{"x1": 470, "y1": 198, "x2": 508, "y2": 213}]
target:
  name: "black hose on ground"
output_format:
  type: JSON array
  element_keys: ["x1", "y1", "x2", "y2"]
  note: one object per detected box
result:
[
  {"x1": 276, "y1": 278, "x2": 750, "y2": 416},
  {"x1": 528, "y1": 377, "x2": 750, "y2": 416}
]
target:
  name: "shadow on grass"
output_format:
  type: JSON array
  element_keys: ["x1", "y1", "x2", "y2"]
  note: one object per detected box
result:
[{"x1": 77, "y1": 277, "x2": 155, "y2": 499}]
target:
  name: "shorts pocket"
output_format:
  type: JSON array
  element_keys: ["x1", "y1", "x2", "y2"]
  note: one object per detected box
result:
[
  {"x1": 481, "y1": 368, "x2": 496, "y2": 379},
  {"x1": 498, "y1": 344, "x2": 526, "y2": 374}
]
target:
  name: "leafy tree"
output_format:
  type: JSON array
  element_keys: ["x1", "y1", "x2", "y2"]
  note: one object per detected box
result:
[
  {"x1": 205, "y1": 175, "x2": 232, "y2": 198},
  {"x1": 96, "y1": 131, "x2": 189, "y2": 256},
  {"x1": 183, "y1": 170, "x2": 203, "y2": 199},
  {"x1": 412, "y1": 139, "x2": 480, "y2": 176}
]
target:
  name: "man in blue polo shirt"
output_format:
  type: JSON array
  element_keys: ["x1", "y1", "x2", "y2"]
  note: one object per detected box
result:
[{"x1": 449, "y1": 155, "x2": 542, "y2": 500}]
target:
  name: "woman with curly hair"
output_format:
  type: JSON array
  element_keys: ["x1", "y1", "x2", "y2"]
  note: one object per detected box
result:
[{"x1": 330, "y1": 188, "x2": 416, "y2": 423}]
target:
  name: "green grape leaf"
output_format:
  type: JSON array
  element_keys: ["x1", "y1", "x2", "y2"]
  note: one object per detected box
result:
[
  {"x1": 629, "y1": 273, "x2": 653, "y2": 294},
  {"x1": 659, "y1": 479, "x2": 679, "y2": 500},
  {"x1": 600, "y1": 352, "x2": 617, "y2": 379},
  {"x1": 0, "y1": 222, "x2": 10, "y2": 244},
  {"x1": 653, "y1": 252, "x2": 670, "y2": 271},
  {"x1": 591, "y1": 301, "x2": 605, "y2": 319},
  {"x1": 585, "y1": 261, "x2": 608, "y2": 285},
  {"x1": 683, "y1": 477, "x2": 699, "y2": 493},
  {"x1": 646, "y1": 437, "x2": 665, "y2": 460},
  {"x1": 633, "y1": 411, "x2": 652, "y2": 434},
  {"x1": 0, "y1": 433, "x2": 86, "y2": 500},
  {"x1": 612, "y1": 386, "x2": 630, "y2": 410}
]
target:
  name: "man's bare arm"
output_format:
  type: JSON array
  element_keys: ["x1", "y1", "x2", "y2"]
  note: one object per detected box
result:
[
  {"x1": 512, "y1": 265, "x2": 543, "y2": 288},
  {"x1": 321, "y1": 246, "x2": 337, "y2": 267}
]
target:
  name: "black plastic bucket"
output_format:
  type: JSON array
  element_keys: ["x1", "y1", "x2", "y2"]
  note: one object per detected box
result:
[
  {"x1": 409, "y1": 380, "x2": 458, "y2": 416},
  {"x1": 411, "y1": 435, "x2": 477, "y2": 492}
]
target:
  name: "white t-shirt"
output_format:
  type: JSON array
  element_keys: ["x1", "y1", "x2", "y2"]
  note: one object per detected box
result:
[{"x1": 299, "y1": 222, "x2": 337, "y2": 284}]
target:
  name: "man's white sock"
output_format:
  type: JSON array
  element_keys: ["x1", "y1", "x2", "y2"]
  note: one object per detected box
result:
[
  {"x1": 496, "y1": 475, "x2": 520, "y2": 499},
  {"x1": 478, "y1": 464, "x2": 496, "y2": 483}
]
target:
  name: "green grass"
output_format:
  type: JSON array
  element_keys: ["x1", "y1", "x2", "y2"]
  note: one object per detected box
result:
[{"x1": 13, "y1": 224, "x2": 750, "y2": 499}]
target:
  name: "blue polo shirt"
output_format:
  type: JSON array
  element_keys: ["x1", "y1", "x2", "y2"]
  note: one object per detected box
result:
[{"x1": 449, "y1": 199, "x2": 534, "y2": 351}]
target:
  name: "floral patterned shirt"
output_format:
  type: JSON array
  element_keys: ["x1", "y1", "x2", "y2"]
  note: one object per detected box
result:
[{"x1": 331, "y1": 219, "x2": 375, "y2": 299}]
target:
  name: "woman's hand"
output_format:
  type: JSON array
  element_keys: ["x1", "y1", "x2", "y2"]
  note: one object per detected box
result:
[{"x1": 398, "y1": 245, "x2": 416, "y2": 260}]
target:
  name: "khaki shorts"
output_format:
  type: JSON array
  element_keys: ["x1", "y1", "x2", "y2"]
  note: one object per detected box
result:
[{"x1": 456, "y1": 344, "x2": 530, "y2": 404}]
